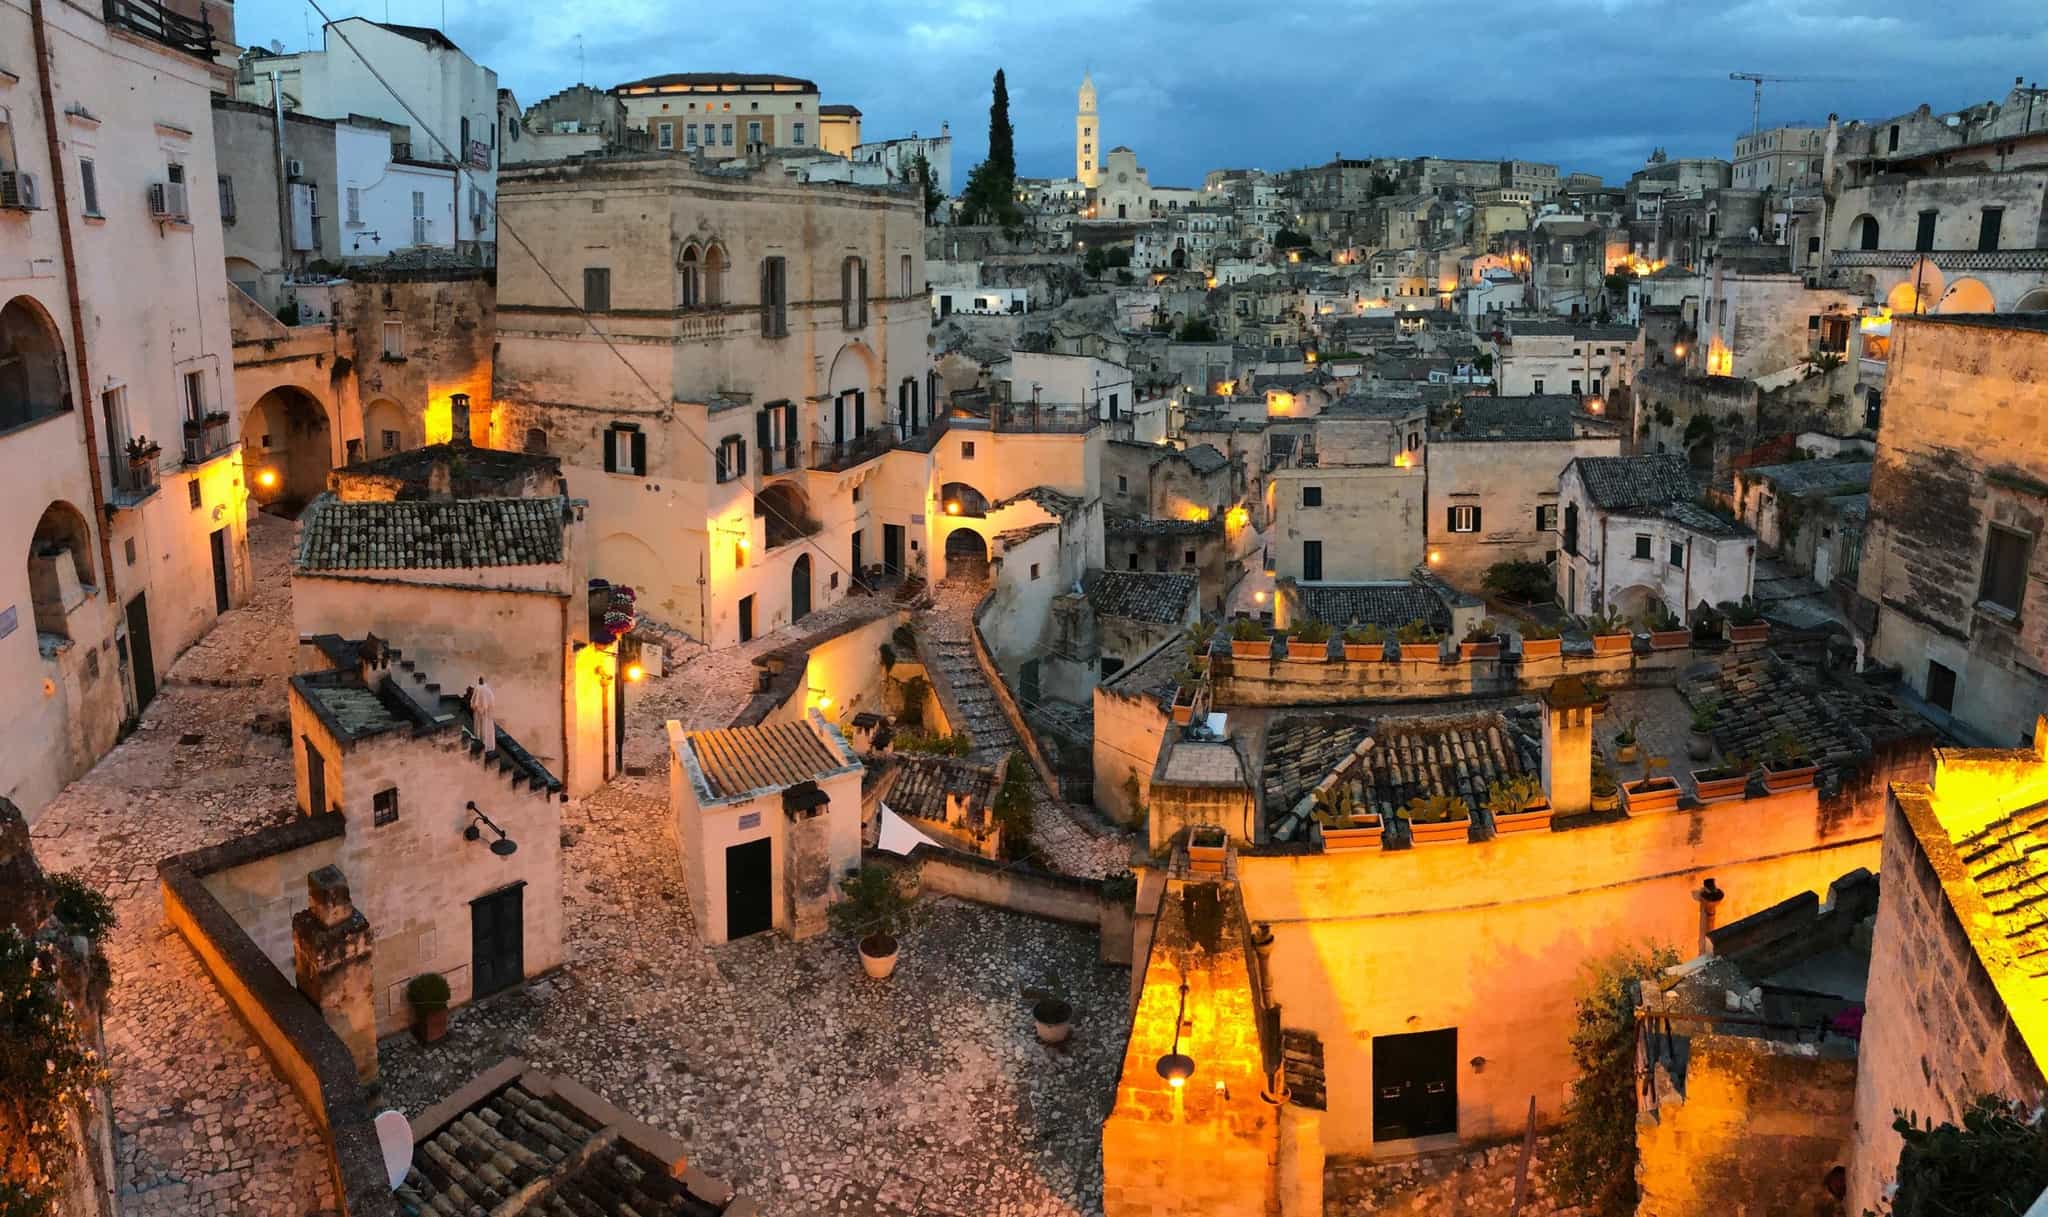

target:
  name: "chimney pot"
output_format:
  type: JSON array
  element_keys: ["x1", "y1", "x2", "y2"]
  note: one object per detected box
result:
[{"x1": 449, "y1": 393, "x2": 472, "y2": 448}]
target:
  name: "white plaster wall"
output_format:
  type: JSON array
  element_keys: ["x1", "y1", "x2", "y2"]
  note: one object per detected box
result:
[{"x1": 335, "y1": 123, "x2": 456, "y2": 254}]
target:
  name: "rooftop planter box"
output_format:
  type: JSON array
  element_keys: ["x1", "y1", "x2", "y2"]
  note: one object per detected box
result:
[
  {"x1": 1320, "y1": 815, "x2": 1383, "y2": 851},
  {"x1": 1592, "y1": 631, "x2": 1633, "y2": 656},
  {"x1": 1403, "y1": 795, "x2": 1470, "y2": 845},
  {"x1": 1648, "y1": 629, "x2": 1692, "y2": 650},
  {"x1": 1493, "y1": 800, "x2": 1554, "y2": 835},
  {"x1": 1762, "y1": 756, "x2": 1818, "y2": 792},
  {"x1": 1622, "y1": 776, "x2": 1681, "y2": 814},
  {"x1": 1172, "y1": 685, "x2": 1196, "y2": 726},
  {"x1": 1187, "y1": 825, "x2": 1228, "y2": 874},
  {"x1": 1409, "y1": 816, "x2": 1471, "y2": 845},
  {"x1": 1283, "y1": 623, "x2": 1332, "y2": 663},
  {"x1": 1519, "y1": 634, "x2": 1563, "y2": 660},
  {"x1": 1342, "y1": 626, "x2": 1387, "y2": 662},
  {"x1": 1397, "y1": 642, "x2": 1442, "y2": 662},
  {"x1": 1229, "y1": 620, "x2": 1272, "y2": 660},
  {"x1": 1728, "y1": 621, "x2": 1770, "y2": 644},
  {"x1": 1459, "y1": 619, "x2": 1502, "y2": 661},
  {"x1": 1691, "y1": 765, "x2": 1750, "y2": 803}
]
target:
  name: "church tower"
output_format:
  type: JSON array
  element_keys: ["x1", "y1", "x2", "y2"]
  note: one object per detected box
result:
[{"x1": 1076, "y1": 73, "x2": 1100, "y2": 188}]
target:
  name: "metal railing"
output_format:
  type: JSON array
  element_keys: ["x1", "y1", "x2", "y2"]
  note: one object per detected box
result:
[
  {"x1": 990, "y1": 403, "x2": 1100, "y2": 434},
  {"x1": 104, "y1": 0, "x2": 214, "y2": 58},
  {"x1": 182, "y1": 416, "x2": 232, "y2": 465},
  {"x1": 808, "y1": 425, "x2": 896, "y2": 472},
  {"x1": 110, "y1": 447, "x2": 161, "y2": 507}
]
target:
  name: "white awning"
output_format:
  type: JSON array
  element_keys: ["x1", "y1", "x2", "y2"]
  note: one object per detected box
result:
[{"x1": 875, "y1": 804, "x2": 940, "y2": 856}]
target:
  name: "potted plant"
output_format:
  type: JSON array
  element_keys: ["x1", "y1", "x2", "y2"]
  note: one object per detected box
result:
[
  {"x1": 1590, "y1": 760, "x2": 1621, "y2": 814},
  {"x1": 1724, "y1": 597, "x2": 1770, "y2": 644},
  {"x1": 830, "y1": 864, "x2": 917, "y2": 980},
  {"x1": 1284, "y1": 619, "x2": 1332, "y2": 663},
  {"x1": 1459, "y1": 618, "x2": 1502, "y2": 660},
  {"x1": 1026, "y1": 975, "x2": 1075, "y2": 1045},
  {"x1": 1761, "y1": 731, "x2": 1818, "y2": 792},
  {"x1": 1691, "y1": 754, "x2": 1750, "y2": 803},
  {"x1": 1484, "y1": 774, "x2": 1552, "y2": 835},
  {"x1": 1187, "y1": 824, "x2": 1229, "y2": 874},
  {"x1": 1186, "y1": 620, "x2": 1218, "y2": 673},
  {"x1": 1688, "y1": 700, "x2": 1718, "y2": 761},
  {"x1": 1229, "y1": 618, "x2": 1272, "y2": 660},
  {"x1": 1395, "y1": 618, "x2": 1444, "y2": 662},
  {"x1": 1341, "y1": 623, "x2": 1388, "y2": 662},
  {"x1": 1171, "y1": 677, "x2": 1198, "y2": 726},
  {"x1": 1623, "y1": 757, "x2": 1681, "y2": 814},
  {"x1": 1519, "y1": 619, "x2": 1563, "y2": 661},
  {"x1": 406, "y1": 972, "x2": 451, "y2": 1044},
  {"x1": 1313, "y1": 784, "x2": 1383, "y2": 849},
  {"x1": 1691, "y1": 604, "x2": 1726, "y2": 645},
  {"x1": 1611, "y1": 715, "x2": 1642, "y2": 764},
  {"x1": 1402, "y1": 793, "x2": 1471, "y2": 845},
  {"x1": 1587, "y1": 610, "x2": 1633, "y2": 656},
  {"x1": 1645, "y1": 602, "x2": 1691, "y2": 650}
]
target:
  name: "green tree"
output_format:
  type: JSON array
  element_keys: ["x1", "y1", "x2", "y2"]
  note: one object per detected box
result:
[
  {"x1": 907, "y1": 152, "x2": 943, "y2": 225},
  {"x1": 1274, "y1": 229, "x2": 1312, "y2": 250},
  {"x1": 1176, "y1": 317, "x2": 1218, "y2": 342},
  {"x1": 992, "y1": 753, "x2": 1036, "y2": 861},
  {"x1": 1544, "y1": 942, "x2": 1679, "y2": 1217},
  {"x1": 1889, "y1": 1096, "x2": 2048, "y2": 1217},
  {"x1": 957, "y1": 70, "x2": 1021, "y2": 229},
  {"x1": 0, "y1": 929, "x2": 109, "y2": 1214},
  {"x1": 988, "y1": 69, "x2": 1015, "y2": 182}
]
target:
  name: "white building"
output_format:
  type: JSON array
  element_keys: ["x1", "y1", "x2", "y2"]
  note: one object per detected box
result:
[
  {"x1": 933, "y1": 287, "x2": 1028, "y2": 318},
  {"x1": 1556, "y1": 454, "x2": 1755, "y2": 622},
  {"x1": 238, "y1": 19, "x2": 499, "y2": 261},
  {"x1": 1005, "y1": 352, "x2": 1132, "y2": 421},
  {"x1": 853, "y1": 128, "x2": 953, "y2": 196},
  {"x1": 1494, "y1": 319, "x2": 1643, "y2": 400},
  {"x1": 3, "y1": 0, "x2": 251, "y2": 816}
]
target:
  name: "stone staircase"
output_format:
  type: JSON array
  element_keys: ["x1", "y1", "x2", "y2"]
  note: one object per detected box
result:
[
  {"x1": 376, "y1": 644, "x2": 563, "y2": 796},
  {"x1": 918, "y1": 581, "x2": 1018, "y2": 766}
]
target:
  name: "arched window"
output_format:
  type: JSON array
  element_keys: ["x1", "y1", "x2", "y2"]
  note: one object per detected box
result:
[
  {"x1": 0, "y1": 296, "x2": 70, "y2": 430},
  {"x1": 523, "y1": 426, "x2": 548, "y2": 454},
  {"x1": 1854, "y1": 215, "x2": 1880, "y2": 251},
  {"x1": 678, "y1": 245, "x2": 701, "y2": 309},
  {"x1": 899, "y1": 254, "x2": 912, "y2": 297},
  {"x1": 703, "y1": 244, "x2": 725, "y2": 306}
]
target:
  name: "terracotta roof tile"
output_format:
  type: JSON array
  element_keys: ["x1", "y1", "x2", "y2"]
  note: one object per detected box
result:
[
  {"x1": 295, "y1": 495, "x2": 567, "y2": 572},
  {"x1": 684, "y1": 719, "x2": 855, "y2": 801}
]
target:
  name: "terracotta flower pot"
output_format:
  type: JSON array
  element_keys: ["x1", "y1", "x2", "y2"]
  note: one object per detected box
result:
[
  {"x1": 1284, "y1": 641, "x2": 1330, "y2": 663},
  {"x1": 1408, "y1": 817, "x2": 1471, "y2": 845},
  {"x1": 859, "y1": 932, "x2": 899, "y2": 979},
  {"x1": 1231, "y1": 639, "x2": 1272, "y2": 660},
  {"x1": 1727, "y1": 622, "x2": 1770, "y2": 644},
  {"x1": 1033, "y1": 998, "x2": 1073, "y2": 1044},
  {"x1": 1398, "y1": 642, "x2": 1442, "y2": 662},
  {"x1": 1492, "y1": 802, "x2": 1554, "y2": 834},
  {"x1": 1613, "y1": 739, "x2": 1640, "y2": 763},
  {"x1": 1520, "y1": 637, "x2": 1563, "y2": 660},
  {"x1": 1172, "y1": 701, "x2": 1194, "y2": 726},
  {"x1": 1763, "y1": 760, "x2": 1817, "y2": 792},
  {"x1": 1321, "y1": 819, "x2": 1384, "y2": 850},
  {"x1": 1691, "y1": 768, "x2": 1749, "y2": 803},
  {"x1": 1688, "y1": 729, "x2": 1714, "y2": 761},
  {"x1": 1622, "y1": 777, "x2": 1681, "y2": 814},
  {"x1": 410, "y1": 1005, "x2": 449, "y2": 1044},
  {"x1": 1592, "y1": 632, "x2": 1633, "y2": 656},
  {"x1": 1342, "y1": 643, "x2": 1386, "y2": 662},
  {"x1": 1590, "y1": 788, "x2": 1621, "y2": 813},
  {"x1": 1648, "y1": 629, "x2": 1692, "y2": 650},
  {"x1": 1459, "y1": 640, "x2": 1502, "y2": 660}
]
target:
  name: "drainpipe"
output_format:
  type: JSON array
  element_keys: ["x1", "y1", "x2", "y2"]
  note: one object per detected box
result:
[
  {"x1": 29, "y1": 0, "x2": 116, "y2": 603},
  {"x1": 1693, "y1": 878, "x2": 1725, "y2": 956},
  {"x1": 271, "y1": 72, "x2": 293, "y2": 282}
]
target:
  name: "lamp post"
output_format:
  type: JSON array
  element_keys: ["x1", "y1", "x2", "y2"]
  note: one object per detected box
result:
[{"x1": 1154, "y1": 980, "x2": 1196, "y2": 1087}]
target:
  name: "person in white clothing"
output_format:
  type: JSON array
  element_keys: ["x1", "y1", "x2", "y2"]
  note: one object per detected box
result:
[{"x1": 469, "y1": 676, "x2": 496, "y2": 755}]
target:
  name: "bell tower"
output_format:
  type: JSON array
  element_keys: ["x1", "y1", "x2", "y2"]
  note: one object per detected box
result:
[{"x1": 1076, "y1": 73, "x2": 1100, "y2": 188}]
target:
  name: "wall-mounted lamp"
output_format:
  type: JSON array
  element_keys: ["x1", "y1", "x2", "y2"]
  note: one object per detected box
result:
[
  {"x1": 464, "y1": 801, "x2": 518, "y2": 857},
  {"x1": 256, "y1": 469, "x2": 279, "y2": 490},
  {"x1": 1154, "y1": 981, "x2": 1196, "y2": 1088},
  {"x1": 624, "y1": 661, "x2": 645, "y2": 683}
]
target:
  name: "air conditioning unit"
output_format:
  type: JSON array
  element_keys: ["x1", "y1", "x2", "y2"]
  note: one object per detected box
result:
[
  {"x1": 148, "y1": 181, "x2": 189, "y2": 220},
  {"x1": 0, "y1": 170, "x2": 38, "y2": 210},
  {"x1": 285, "y1": 158, "x2": 305, "y2": 179}
]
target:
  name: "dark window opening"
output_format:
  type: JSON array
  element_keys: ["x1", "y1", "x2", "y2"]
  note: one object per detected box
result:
[
  {"x1": 583, "y1": 266, "x2": 611, "y2": 311},
  {"x1": 1915, "y1": 210, "x2": 1938, "y2": 253},
  {"x1": 1979, "y1": 207, "x2": 2004, "y2": 253},
  {"x1": 373, "y1": 787, "x2": 399, "y2": 826},
  {"x1": 1980, "y1": 525, "x2": 2031, "y2": 615}
]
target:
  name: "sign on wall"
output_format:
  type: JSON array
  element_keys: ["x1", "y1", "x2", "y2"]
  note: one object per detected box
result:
[
  {"x1": 0, "y1": 605, "x2": 14, "y2": 641},
  {"x1": 466, "y1": 140, "x2": 491, "y2": 170}
]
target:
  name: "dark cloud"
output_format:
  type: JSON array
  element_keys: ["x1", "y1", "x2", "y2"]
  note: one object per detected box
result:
[{"x1": 235, "y1": 0, "x2": 2046, "y2": 187}]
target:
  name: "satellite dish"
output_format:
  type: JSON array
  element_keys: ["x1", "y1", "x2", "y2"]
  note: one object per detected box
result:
[
  {"x1": 269, "y1": 38, "x2": 284, "y2": 53},
  {"x1": 374, "y1": 1110, "x2": 414, "y2": 1190}
]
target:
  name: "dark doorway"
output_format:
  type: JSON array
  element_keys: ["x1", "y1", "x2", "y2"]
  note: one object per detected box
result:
[
  {"x1": 943, "y1": 528, "x2": 989, "y2": 581},
  {"x1": 125, "y1": 592, "x2": 156, "y2": 711},
  {"x1": 939, "y1": 295, "x2": 953, "y2": 317},
  {"x1": 1926, "y1": 660, "x2": 1958, "y2": 713},
  {"x1": 209, "y1": 527, "x2": 230, "y2": 614},
  {"x1": 724, "y1": 837, "x2": 774, "y2": 939},
  {"x1": 851, "y1": 529, "x2": 863, "y2": 585},
  {"x1": 302, "y1": 735, "x2": 327, "y2": 814},
  {"x1": 1021, "y1": 657, "x2": 1042, "y2": 705},
  {"x1": 883, "y1": 524, "x2": 905, "y2": 576},
  {"x1": 791, "y1": 553, "x2": 813, "y2": 621},
  {"x1": 738, "y1": 594, "x2": 755, "y2": 642},
  {"x1": 1302, "y1": 540, "x2": 1324, "y2": 582},
  {"x1": 470, "y1": 883, "x2": 526, "y2": 999},
  {"x1": 1372, "y1": 1028, "x2": 1458, "y2": 1141}
]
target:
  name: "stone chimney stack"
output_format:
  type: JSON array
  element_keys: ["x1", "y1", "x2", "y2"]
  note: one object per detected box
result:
[
  {"x1": 292, "y1": 865, "x2": 378, "y2": 1082},
  {"x1": 448, "y1": 393, "x2": 472, "y2": 448},
  {"x1": 1540, "y1": 676, "x2": 1596, "y2": 816}
]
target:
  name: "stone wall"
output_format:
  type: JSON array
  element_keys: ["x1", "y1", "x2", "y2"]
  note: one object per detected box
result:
[
  {"x1": 1212, "y1": 634, "x2": 1716, "y2": 707},
  {"x1": 1324, "y1": 1137, "x2": 1578, "y2": 1217},
  {"x1": 1636, "y1": 1036, "x2": 1857, "y2": 1217},
  {"x1": 879, "y1": 843, "x2": 1133, "y2": 964}
]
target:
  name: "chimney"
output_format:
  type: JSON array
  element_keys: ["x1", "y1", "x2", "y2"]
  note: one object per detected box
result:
[
  {"x1": 448, "y1": 393, "x2": 472, "y2": 447},
  {"x1": 1540, "y1": 676, "x2": 1596, "y2": 816},
  {"x1": 1693, "y1": 878, "x2": 1725, "y2": 955}
]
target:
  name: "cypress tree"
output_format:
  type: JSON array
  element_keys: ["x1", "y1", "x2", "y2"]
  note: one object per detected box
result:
[{"x1": 988, "y1": 68, "x2": 1015, "y2": 183}]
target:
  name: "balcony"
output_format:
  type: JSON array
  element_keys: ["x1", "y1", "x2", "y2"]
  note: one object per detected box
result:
[
  {"x1": 808, "y1": 426, "x2": 895, "y2": 472},
  {"x1": 103, "y1": 0, "x2": 215, "y2": 59},
  {"x1": 990, "y1": 403, "x2": 1100, "y2": 434},
  {"x1": 677, "y1": 311, "x2": 730, "y2": 342},
  {"x1": 182, "y1": 413, "x2": 233, "y2": 465},
  {"x1": 1828, "y1": 248, "x2": 2048, "y2": 273},
  {"x1": 110, "y1": 440, "x2": 162, "y2": 510}
]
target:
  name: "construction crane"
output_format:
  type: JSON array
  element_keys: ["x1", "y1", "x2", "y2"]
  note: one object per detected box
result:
[{"x1": 1728, "y1": 73, "x2": 1846, "y2": 137}]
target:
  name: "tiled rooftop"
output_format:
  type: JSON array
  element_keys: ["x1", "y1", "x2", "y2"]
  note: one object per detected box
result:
[
  {"x1": 1261, "y1": 714, "x2": 1372, "y2": 830},
  {"x1": 1954, "y1": 801, "x2": 2048, "y2": 978},
  {"x1": 683, "y1": 718, "x2": 856, "y2": 802},
  {"x1": 1435, "y1": 395, "x2": 1587, "y2": 442},
  {"x1": 1262, "y1": 707, "x2": 1543, "y2": 841},
  {"x1": 1571, "y1": 453, "x2": 1698, "y2": 511},
  {"x1": 296, "y1": 495, "x2": 568, "y2": 572},
  {"x1": 1087, "y1": 570, "x2": 1196, "y2": 625},
  {"x1": 1740, "y1": 459, "x2": 1874, "y2": 498},
  {"x1": 1660, "y1": 499, "x2": 1753, "y2": 539},
  {"x1": 1180, "y1": 443, "x2": 1230, "y2": 475},
  {"x1": 991, "y1": 485, "x2": 1084, "y2": 519},
  {"x1": 1683, "y1": 651, "x2": 1902, "y2": 773},
  {"x1": 880, "y1": 754, "x2": 998, "y2": 828},
  {"x1": 1106, "y1": 516, "x2": 1221, "y2": 538},
  {"x1": 1295, "y1": 581, "x2": 1450, "y2": 631},
  {"x1": 1321, "y1": 395, "x2": 1429, "y2": 419}
]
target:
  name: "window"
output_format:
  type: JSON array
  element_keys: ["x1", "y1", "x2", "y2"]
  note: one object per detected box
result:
[
  {"x1": 1532, "y1": 378, "x2": 1545, "y2": 394},
  {"x1": 188, "y1": 478, "x2": 202, "y2": 509},
  {"x1": 1670, "y1": 540, "x2": 1685, "y2": 568},
  {"x1": 524, "y1": 427, "x2": 548, "y2": 454},
  {"x1": 1633, "y1": 533, "x2": 1653, "y2": 560},
  {"x1": 1303, "y1": 485, "x2": 1323, "y2": 507},
  {"x1": 759, "y1": 256, "x2": 788, "y2": 337},
  {"x1": 1029, "y1": 562, "x2": 1040, "y2": 580},
  {"x1": 583, "y1": 267, "x2": 611, "y2": 312},
  {"x1": 411, "y1": 190, "x2": 427, "y2": 244},
  {"x1": 792, "y1": 122, "x2": 805, "y2": 145},
  {"x1": 715, "y1": 434, "x2": 746, "y2": 482},
  {"x1": 1915, "y1": 209, "x2": 1938, "y2": 252},
  {"x1": 900, "y1": 254, "x2": 912, "y2": 296},
  {"x1": 183, "y1": 370, "x2": 206, "y2": 421},
  {"x1": 685, "y1": 124, "x2": 699, "y2": 148},
  {"x1": 1926, "y1": 660, "x2": 1957, "y2": 713},
  {"x1": 78, "y1": 158, "x2": 100, "y2": 216},
  {"x1": 1448, "y1": 504, "x2": 1480, "y2": 533},
  {"x1": 460, "y1": 116, "x2": 470, "y2": 157},
  {"x1": 1979, "y1": 207, "x2": 2004, "y2": 253},
  {"x1": 373, "y1": 787, "x2": 399, "y2": 826},
  {"x1": 1128, "y1": 552, "x2": 1139, "y2": 570},
  {"x1": 604, "y1": 423, "x2": 647, "y2": 476},
  {"x1": 722, "y1": 123, "x2": 734, "y2": 146},
  {"x1": 1980, "y1": 525, "x2": 2031, "y2": 615},
  {"x1": 380, "y1": 429, "x2": 399, "y2": 454},
  {"x1": 346, "y1": 186, "x2": 361, "y2": 224},
  {"x1": 1888, "y1": 124, "x2": 1900, "y2": 153},
  {"x1": 658, "y1": 122, "x2": 674, "y2": 150},
  {"x1": 1302, "y1": 540, "x2": 1323, "y2": 581},
  {"x1": 1570, "y1": 378, "x2": 1581, "y2": 395},
  {"x1": 1373, "y1": 1028, "x2": 1458, "y2": 1142},
  {"x1": 381, "y1": 319, "x2": 404, "y2": 359},
  {"x1": 747, "y1": 120, "x2": 762, "y2": 145},
  {"x1": 167, "y1": 162, "x2": 184, "y2": 186},
  {"x1": 1563, "y1": 503, "x2": 1579, "y2": 556},
  {"x1": 217, "y1": 175, "x2": 235, "y2": 223},
  {"x1": 1536, "y1": 504, "x2": 1558, "y2": 533},
  {"x1": 679, "y1": 247, "x2": 700, "y2": 308},
  {"x1": 841, "y1": 256, "x2": 868, "y2": 329},
  {"x1": 1117, "y1": 475, "x2": 1128, "y2": 493},
  {"x1": 1183, "y1": 549, "x2": 1197, "y2": 566},
  {"x1": 960, "y1": 440, "x2": 975, "y2": 459}
]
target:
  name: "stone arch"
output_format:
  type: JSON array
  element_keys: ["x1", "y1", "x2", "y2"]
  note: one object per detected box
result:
[
  {"x1": 942, "y1": 527, "x2": 989, "y2": 582},
  {"x1": 790, "y1": 552, "x2": 813, "y2": 622},
  {"x1": 1609, "y1": 583, "x2": 1660, "y2": 622},
  {"x1": 362, "y1": 397, "x2": 407, "y2": 457},
  {"x1": 677, "y1": 243, "x2": 702, "y2": 309},
  {"x1": 756, "y1": 480, "x2": 816, "y2": 549},
  {"x1": 2015, "y1": 286, "x2": 2048, "y2": 313},
  {"x1": 1851, "y1": 214, "x2": 1880, "y2": 251},
  {"x1": 1937, "y1": 278, "x2": 1996, "y2": 314},
  {"x1": 0, "y1": 295, "x2": 70, "y2": 431},
  {"x1": 27, "y1": 501, "x2": 95, "y2": 638},
  {"x1": 244, "y1": 384, "x2": 334, "y2": 509},
  {"x1": 938, "y1": 481, "x2": 990, "y2": 519},
  {"x1": 702, "y1": 242, "x2": 728, "y2": 306},
  {"x1": 827, "y1": 341, "x2": 879, "y2": 442},
  {"x1": 1886, "y1": 279, "x2": 1931, "y2": 316},
  {"x1": 225, "y1": 257, "x2": 265, "y2": 303},
  {"x1": 594, "y1": 531, "x2": 662, "y2": 610}
]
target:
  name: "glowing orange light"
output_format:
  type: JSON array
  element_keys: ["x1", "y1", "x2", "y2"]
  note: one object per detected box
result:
[
  {"x1": 256, "y1": 469, "x2": 279, "y2": 489},
  {"x1": 736, "y1": 537, "x2": 751, "y2": 551},
  {"x1": 1169, "y1": 1075, "x2": 1186, "y2": 1089},
  {"x1": 818, "y1": 695, "x2": 834, "y2": 711},
  {"x1": 946, "y1": 501, "x2": 961, "y2": 515},
  {"x1": 1180, "y1": 506, "x2": 1212, "y2": 523},
  {"x1": 625, "y1": 662, "x2": 646, "y2": 683},
  {"x1": 1428, "y1": 550, "x2": 1443, "y2": 565},
  {"x1": 1225, "y1": 505, "x2": 1249, "y2": 529},
  {"x1": 1254, "y1": 590, "x2": 1267, "y2": 603},
  {"x1": 1673, "y1": 344, "x2": 1688, "y2": 360}
]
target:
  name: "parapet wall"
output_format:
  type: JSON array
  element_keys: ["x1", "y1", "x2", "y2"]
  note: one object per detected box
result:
[
  {"x1": 871, "y1": 843, "x2": 1133, "y2": 965},
  {"x1": 1209, "y1": 636, "x2": 1743, "y2": 708}
]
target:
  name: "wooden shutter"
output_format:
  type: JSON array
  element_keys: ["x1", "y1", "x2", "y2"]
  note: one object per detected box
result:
[
  {"x1": 1471, "y1": 506, "x2": 1481, "y2": 533},
  {"x1": 761, "y1": 260, "x2": 774, "y2": 335},
  {"x1": 783, "y1": 404, "x2": 798, "y2": 469},
  {"x1": 630, "y1": 430, "x2": 646, "y2": 475},
  {"x1": 841, "y1": 258, "x2": 853, "y2": 327},
  {"x1": 603, "y1": 426, "x2": 618, "y2": 473},
  {"x1": 858, "y1": 260, "x2": 869, "y2": 327},
  {"x1": 1447, "y1": 506, "x2": 1459, "y2": 531},
  {"x1": 757, "y1": 410, "x2": 773, "y2": 469}
]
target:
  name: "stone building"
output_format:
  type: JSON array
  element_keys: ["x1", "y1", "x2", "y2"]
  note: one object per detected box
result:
[
  {"x1": 2, "y1": 0, "x2": 252, "y2": 818},
  {"x1": 493, "y1": 151, "x2": 931, "y2": 648},
  {"x1": 1268, "y1": 397, "x2": 1429, "y2": 585},
  {"x1": 1858, "y1": 313, "x2": 2048, "y2": 743},
  {"x1": 1696, "y1": 257, "x2": 1861, "y2": 380},
  {"x1": 873, "y1": 752, "x2": 1003, "y2": 858},
  {"x1": 1731, "y1": 457, "x2": 1872, "y2": 586},
  {"x1": 613, "y1": 72, "x2": 825, "y2": 155},
  {"x1": 1555, "y1": 453, "x2": 1756, "y2": 622},
  {"x1": 1491, "y1": 318, "x2": 1642, "y2": 398},
  {"x1": 1424, "y1": 396, "x2": 1622, "y2": 588},
  {"x1": 668, "y1": 714, "x2": 864, "y2": 943}
]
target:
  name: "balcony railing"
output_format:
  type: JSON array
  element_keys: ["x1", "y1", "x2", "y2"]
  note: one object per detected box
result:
[
  {"x1": 182, "y1": 414, "x2": 232, "y2": 465},
  {"x1": 990, "y1": 403, "x2": 1100, "y2": 434},
  {"x1": 1828, "y1": 248, "x2": 2048, "y2": 272},
  {"x1": 110, "y1": 443, "x2": 162, "y2": 509},
  {"x1": 104, "y1": 0, "x2": 215, "y2": 59},
  {"x1": 808, "y1": 426, "x2": 896, "y2": 472}
]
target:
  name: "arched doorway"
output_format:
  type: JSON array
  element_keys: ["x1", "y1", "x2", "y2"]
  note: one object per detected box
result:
[
  {"x1": 1170, "y1": 244, "x2": 1187, "y2": 270},
  {"x1": 938, "y1": 482, "x2": 990, "y2": 519},
  {"x1": 362, "y1": 398, "x2": 407, "y2": 459},
  {"x1": 756, "y1": 481, "x2": 817, "y2": 549},
  {"x1": 1937, "y1": 278, "x2": 1995, "y2": 314},
  {"x1": 943, "y1": 528, "x2": 989, "y2": 582},
  {"x1": 790, "y1": 553, "x2": 812, "y2": 622},
  {"x1": 1852, "y1": 215, "x2": 1880, "y2": 251},
  {"x1": 1609, "y1": 584, "x2": 1660, "y2": 622},
  {"x1": 245, "y1": 385, "x2": 333, "y2": 510},
  {"x1": 2016, "y1": 286, "x2": 2048, "y2": 313},
  {"x1": 27, "y1": 502, "x2": 95, "y2": 639},
  {"x1": 1, "y1": 296, "x2": 69, "y2": 432}
]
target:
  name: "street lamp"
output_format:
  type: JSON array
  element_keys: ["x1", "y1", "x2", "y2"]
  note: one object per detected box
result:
[{"x1": 1155, "y1": 981, "x2": 1196, "y2": 1087}]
